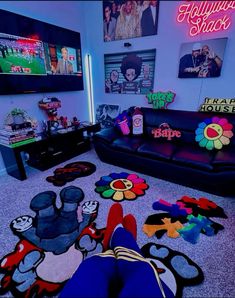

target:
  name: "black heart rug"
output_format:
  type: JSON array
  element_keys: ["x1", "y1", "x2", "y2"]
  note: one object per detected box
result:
[{"x1": 141, "y1": 242, "x2": 204, "y2": 297}]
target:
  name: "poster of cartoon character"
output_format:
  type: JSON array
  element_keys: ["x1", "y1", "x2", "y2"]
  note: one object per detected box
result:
[{"x1": 104, "y1": 49, "x2": 156, "y2": 94}]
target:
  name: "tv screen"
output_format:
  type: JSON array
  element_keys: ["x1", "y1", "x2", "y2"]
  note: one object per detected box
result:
[
  {"x1": 44, "y1": 43, "x2": 82, "y2": 76},
  {"x1": 0, "y1": 9, "x2": 84, "y2": 94},
  {"x1": 0, "y1": 33, "x2": 47, "y2": 75}
]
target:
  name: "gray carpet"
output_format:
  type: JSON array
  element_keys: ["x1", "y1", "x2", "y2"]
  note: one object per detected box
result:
[{"x1": 0, "y1": 149, "x2": 234, "y2": 297}]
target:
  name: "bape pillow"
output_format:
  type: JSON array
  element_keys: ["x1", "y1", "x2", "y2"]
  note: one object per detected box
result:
[{"x1": 152, "y1": 123, "x2": 181, "y2": 141}]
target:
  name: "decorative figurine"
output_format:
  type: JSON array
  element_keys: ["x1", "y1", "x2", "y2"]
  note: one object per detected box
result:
[
  {"x1": 60, "y1": 116, "x2": 68, "y2": 129},
  {"x1": 72, "y1": 117, "x2": 80, "y2": 129}
]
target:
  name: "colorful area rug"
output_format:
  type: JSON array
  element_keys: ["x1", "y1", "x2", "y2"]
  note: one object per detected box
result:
[
  {"x1": 0, "y1": 191, "x2": 206, "y2": 298},
  {"x1": 143, "y1": 197, "x2": 227, "y2": 244},
  {"x1": 95, "y1": 172, "x2": 149, "y2": 201},
  {"x1": 0, "y1": 186, "x2": 103, "y2": 298},
  {"x1": 46, "y1": 162, "x2": 96, "y2": 186},
  {"x1": 141, "y1": 242, "x2": 204, "y2": 297}
]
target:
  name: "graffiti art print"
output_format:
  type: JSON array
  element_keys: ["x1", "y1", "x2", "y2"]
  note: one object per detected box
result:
[{"x1": 96, "y1": 104, "x2": 120, "y2": 129}]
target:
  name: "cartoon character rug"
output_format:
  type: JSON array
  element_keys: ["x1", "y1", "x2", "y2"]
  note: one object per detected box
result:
[
  {"x1": 141, "y1": 242, "x2": 204, "y2": 297},
  {"x1": 143, "y1": 197, "x2": 227, "y2": 244},
  {"x1": 46, "y1": 162, "x2": 96, "y2": 186},
  {"x1": 1, "y1": 195, "x2": 206, "y2": 298},
  {"x1": 95, "y1": 172, "x2": 149, "y2": 202},
  {"x1": 0, "y1": 186, "x2": 104, "y2": 298}
]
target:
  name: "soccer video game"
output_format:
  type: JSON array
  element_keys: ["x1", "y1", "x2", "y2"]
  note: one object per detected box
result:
[{"x1": 0, "y1": 33, "x2": 47, "y2": 75}]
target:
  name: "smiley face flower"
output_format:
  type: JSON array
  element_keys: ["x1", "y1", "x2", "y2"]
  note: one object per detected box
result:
[
  {"x1": 95, "y1": 172, "x2": 149, "y2": 202},
  {"x1": 195, "y1": 117, "x2": 233, "y2": 150}
]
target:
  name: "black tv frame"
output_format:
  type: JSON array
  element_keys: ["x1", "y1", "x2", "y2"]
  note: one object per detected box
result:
[{"x1": 0, "y1": 9, "x2": 84, "y2": 94}]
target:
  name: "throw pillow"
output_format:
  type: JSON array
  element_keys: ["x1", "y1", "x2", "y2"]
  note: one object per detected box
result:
[
  {"x1": 152, "y1": 123, "x2": 181, "y2": 141},
  {"x1": 195, "y1": 117, "x2": 233, "y2": 150},
  {"x1": 115, "y1": 111, "x2": 131, "y2": 135}
]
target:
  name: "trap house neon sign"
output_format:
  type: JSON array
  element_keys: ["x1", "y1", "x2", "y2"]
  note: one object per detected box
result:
[{"x1": 177, "y1": 1, "x2": 235, "y2": 36}]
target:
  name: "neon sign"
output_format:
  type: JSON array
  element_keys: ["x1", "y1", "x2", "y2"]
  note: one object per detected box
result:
[
  {"x1": 177, "y1": 1, "x2": 235, "y2": 36},
  {"x1": 152, "y1": 123, "x2": 181, "y2": 141},
  {"x1": 146, "y1": 91, "x2": 175, "y2": 109}
]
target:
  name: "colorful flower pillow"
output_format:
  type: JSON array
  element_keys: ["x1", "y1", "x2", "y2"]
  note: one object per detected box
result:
[{"x1": 195, "y1": 117, "x2": 233, "y2": 150}]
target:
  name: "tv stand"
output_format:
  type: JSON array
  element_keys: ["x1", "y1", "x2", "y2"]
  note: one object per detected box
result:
[{"x1": 0, "y1": 123, "x2": 100, "y2": 180}]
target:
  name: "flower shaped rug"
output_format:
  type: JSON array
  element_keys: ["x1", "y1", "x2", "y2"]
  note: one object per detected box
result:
[{"x1": 95, "y1": 172, "x2": 149, "y2": 202}]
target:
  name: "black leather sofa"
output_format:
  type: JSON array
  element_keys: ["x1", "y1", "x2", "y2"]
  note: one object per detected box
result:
[{"x1": 93, "y1": 107, "x2": 235, "y2": 196}]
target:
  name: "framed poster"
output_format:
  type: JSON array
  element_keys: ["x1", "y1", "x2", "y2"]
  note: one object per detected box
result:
[
  {"x1": 96, "y1": 104, "x2": 120, "y2": 129},
  {"x1": 178, "y1": 37, "x2": 227, "y2": 78},
  {"x1": 105, "y1": 49, "x2": 156, "y2": 94},
  {"x1": 103, "y1": 1, "x2": 159, "y2": 42}
]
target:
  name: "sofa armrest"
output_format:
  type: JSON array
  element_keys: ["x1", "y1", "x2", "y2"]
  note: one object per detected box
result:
[{"x1": 93, "y1": 127, "x2": 121, "y2": 144}]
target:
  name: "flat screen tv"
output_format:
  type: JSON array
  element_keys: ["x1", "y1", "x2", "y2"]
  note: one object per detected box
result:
[{"x1": 0, "y1": 9, "x2": 84, "y2": 94}]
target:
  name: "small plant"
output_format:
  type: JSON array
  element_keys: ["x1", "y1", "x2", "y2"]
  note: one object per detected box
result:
[
  {"x1": 10, "y1": 108, "x2": 26, "y2": 116},
  {"x1": 4, "y1": 108, "x2": 28, "y2": 126}
]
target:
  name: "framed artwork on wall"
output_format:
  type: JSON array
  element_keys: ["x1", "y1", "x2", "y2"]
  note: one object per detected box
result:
[
  {"x1": 103, "y1": 1, "x2": 160, "y2": 42},
  {"x1": 96, "y1": 104, "x2": 120, "y2": 129},
  {"x1": 178, "y1": 37, "x2": 228, "y2": 78},
  {"x1": 104, "y1": 49, "x2": 156, "y2": 94}
]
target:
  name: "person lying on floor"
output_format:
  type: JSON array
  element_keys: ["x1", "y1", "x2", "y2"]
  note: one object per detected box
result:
[{"x1": 59, "y1": 203, "x2": 174, "y2": 298}]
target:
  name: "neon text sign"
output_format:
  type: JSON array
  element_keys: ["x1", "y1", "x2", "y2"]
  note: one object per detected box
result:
[
  {"x1": 177, "y1": 1, "x2": 235, "y2": 36},
  {"x1": 146, "y1": 91, "x2": 175, "y2": 109},
  {"x1": 152, "y1": 123, "x2": 181, "y2": 141}
]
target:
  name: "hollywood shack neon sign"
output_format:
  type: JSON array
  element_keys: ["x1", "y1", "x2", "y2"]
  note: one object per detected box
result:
[{"x1": 177, "y1": 1, "x2": 235, "y2": 36}]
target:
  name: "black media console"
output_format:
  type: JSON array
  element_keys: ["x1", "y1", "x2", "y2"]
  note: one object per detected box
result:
[{"x1": 0, "y1": 123, "x2": 100, "y2": 180}]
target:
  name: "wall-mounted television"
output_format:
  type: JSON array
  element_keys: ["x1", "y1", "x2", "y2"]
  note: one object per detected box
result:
[{"x1": 0, "y1": 9, "x2": 84, "y2": 94}]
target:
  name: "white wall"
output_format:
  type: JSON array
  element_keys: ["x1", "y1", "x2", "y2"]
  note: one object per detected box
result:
[
  {"x1": 0, "y1": 1, "x2": 90, "y2": 173},
  {"x1": 83, "y1": 1, "x2": 235, "y2": 112}
]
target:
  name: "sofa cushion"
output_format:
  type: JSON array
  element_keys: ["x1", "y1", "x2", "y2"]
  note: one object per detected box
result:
[
  {"x1": 172, "y1": 144, "x2": 214, "y2": 171},
  {"x1": 111, "y1": 136, "x2": 144, "y2": 152},
  {"x1": 137, "y1": 140, "x2": 177, "y2": 160},
  {"x1": 212, "y1": 150, "x2": 235, "y2": 168},
  {"x1": 93, "y1": 128, "x2": 120, "y2": 144}
]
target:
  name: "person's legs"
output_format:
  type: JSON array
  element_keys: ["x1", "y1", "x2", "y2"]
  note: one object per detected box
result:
[
  {"x1": 117, "y1": 254, "x2": 174, "y2": 298},
  {"x1": 111, "y1": 218, "x2": 141, "y2": 254},
  {"x1": 110, "y1": 219, "x2": 174, "y2": 298},
  {"x1": 103, "y1": 204, "x2": 138, "y2": 251},
  {"x1": 59, "y1": 253, "x2": 117, "y2": 298},
  {"x1": 103, "y1": 203, "x2": 123, "y2": 251},
  {"x1": 59, "y1": 203, "x2": 124, "y2": 298},
  {"x1": 123, "y1": 214, "x2": 137, "y2": 241},
  {"x1": 59, "y1": 203, "x2": 174, "y2": 298}
]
